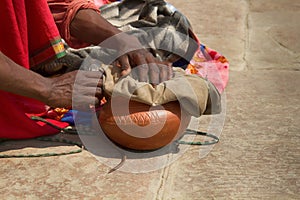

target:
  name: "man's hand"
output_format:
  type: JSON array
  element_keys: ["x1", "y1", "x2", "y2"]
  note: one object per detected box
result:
[
  {"x1": 70, "y1": 9, "x2": 174, "y2": 86},
  {"x1": 45, "y1": 70, "x2": 104, "y2": 108},
  {"x1": 0, "y1": 52, "x2": 104, "y2": 109},
  {"x1": 113, "y1": 49, "x2": 173, "y2": 86},
  {"x1": 111, "y1": 34, "x2": 173, "y2": 85}
]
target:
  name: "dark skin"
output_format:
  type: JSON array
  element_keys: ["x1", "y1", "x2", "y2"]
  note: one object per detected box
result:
[
  {"x1": 0, "y1": 8, "x2": 172, "y2": 109},
  {"x1": 0, "y1": 52, "x2": 103, "y2": 108},
  {"x1": 70, "y1": 9, "x2": 173, "y2": 85}
]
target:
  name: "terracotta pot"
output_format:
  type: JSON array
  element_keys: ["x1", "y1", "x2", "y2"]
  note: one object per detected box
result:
[{"x1": 98, "y1": 97, "x2": 191, "y2": 150}]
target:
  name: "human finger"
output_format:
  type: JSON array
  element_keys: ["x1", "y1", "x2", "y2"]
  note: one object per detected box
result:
[
  {"x1": 72, "y1": 96, "x2": 100, "y2": 111},
  {"x1": 159, "y1": 65, "x2": 168, "y2": 83},
  {"x1": 73, "y1": 86, "x2": 102, "y2": 97},
  {"x1": 80, "y1": 70, "x2": 104, "y2": 79},
  {"x1": 75, "y1": 72, "x2": 103, "y2": 87},
  {"x1": 137, "y1": 64, "x2": 149, "y2": 82},
  {"x1": 168, "y1": 63, "x2": 174, "y2": 80},
  {"x1": 75, "y1": 70, "x2": 102, "y2": 79},
  {"x1": 160, "y1": 61, "x2": 173, "y2": 80},
  {"x1": 131, "y1": 53, "x2": 149, "y2": 82},
  {"x1": 145, "y1": 54, "x2": 160, "y2": 85},
  {"x1": 117, "y1": 55, "x2": 132, "y2": 76},
  {"x1": 148, "y1": 63, "x2": 160, "y2": 86}
]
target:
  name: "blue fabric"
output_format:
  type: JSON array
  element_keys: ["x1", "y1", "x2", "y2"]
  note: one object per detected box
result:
[{"x1": 61, "y1": 110, "x2": 94, "y2": 125}]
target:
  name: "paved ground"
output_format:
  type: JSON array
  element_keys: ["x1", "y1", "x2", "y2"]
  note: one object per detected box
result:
[{"x1": 1, "y1": 0, "x2": 299, "y2": 199}]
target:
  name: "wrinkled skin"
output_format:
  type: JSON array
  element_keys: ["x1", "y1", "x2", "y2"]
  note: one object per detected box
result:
[
  {"x1": 0, "y1": 52, "x2": 103, "y2": 109},
  {"x1": 71, "y1": 9, "x2": 173, "y2": 86},
  {"x1": 113, "y1": 49, "x2": 173, "y2": 86},
  {"x1": 46, "y1": 70, "x2": 104, "y2": 108}
]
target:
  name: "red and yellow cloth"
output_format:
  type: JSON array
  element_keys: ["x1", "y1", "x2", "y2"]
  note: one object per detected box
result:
[
  {"x1": 47, "y1": 0, "x2": 101, "y2": 48},
  {"x1": 47, "y1": 0, "x2": 118, "y2": 48},
  {"x1": 0, "y1": 0, "x2": 68, "y2": 139},
  {"x1": 0, "y1": 0, "x2": 228, "y2": 139}
]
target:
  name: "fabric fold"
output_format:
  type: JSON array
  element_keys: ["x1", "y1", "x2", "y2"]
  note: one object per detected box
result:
[
  {"x1": 47, "y1": 0, "x2": 101, "y2": 48},
  {"x1": 102, "y1": 66, "x2": 221, "y2": 117},
  {"x1": 0, "y1": 0, "x2": 68, "y2": 139}
]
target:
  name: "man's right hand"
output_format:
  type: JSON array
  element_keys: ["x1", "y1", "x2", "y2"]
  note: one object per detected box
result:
[
  {"x1": 113, "y1": 49, "x2": 173, "y2": 86},
  {"x1": 70, "y1": 9, "x2": 174, "y2": 87}
]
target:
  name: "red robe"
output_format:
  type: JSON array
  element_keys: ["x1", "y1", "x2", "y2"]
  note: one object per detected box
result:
[
  {"x1": 47, "y1": 0, "x2": 101, "y2": 48},
  {"x1": 0, "y1": 0, "x2": 68, "y2": 139}
]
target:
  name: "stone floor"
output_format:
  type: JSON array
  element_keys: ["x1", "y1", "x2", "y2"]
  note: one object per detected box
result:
[{"x1": 1, "y1": 0, "x2": 299, "y2": 199}]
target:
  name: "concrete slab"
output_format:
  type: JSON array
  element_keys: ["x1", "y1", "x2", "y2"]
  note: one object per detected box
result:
[
  {"x1": 249, "y1": 0, "x2": 300, "y2": 12},
  {"x1": 0, "y1": 137, "x2": 164, "y2": 199},
  {"x1": 246, "y1": 2, "x2": 300, "y2": 70},
  {"x1": 158, "y1": 70, "x2": 300, "y2": 199},
  {"x1": 1, "y1": 70, "x2": 299, "y2": 199},
  {"x1": 1, "y1": 1, "x2": 300, "y2": 199},
  {"x1": 0, "y1": 155, "x2": 164, "y2": 199},
  {"x1": 166, "y1": 0, "x2": 249, "y2": 71}
]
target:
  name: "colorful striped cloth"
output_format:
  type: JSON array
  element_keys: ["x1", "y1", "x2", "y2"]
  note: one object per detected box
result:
[
  {"x1": 0, "y1": 0, "x2": 69, "y2": 139},
  {"x1": 186, "y1": 42, "x2": 229, "y2": 94}
]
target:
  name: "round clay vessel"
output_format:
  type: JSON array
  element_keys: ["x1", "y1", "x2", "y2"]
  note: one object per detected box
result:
[{"x1": 98, "y1": 97, "x2": 191, "y2": 150}]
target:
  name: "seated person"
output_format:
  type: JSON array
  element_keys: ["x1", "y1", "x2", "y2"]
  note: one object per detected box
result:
[
  {"x1": 0, "y1": 0, "x2": 171, "y2": 139},
  {"x1": 46, "y1": 0, "x2": 173, "y2": 84},
  {"x1": 0, "y1": 0, "x2": 227, "y2": 140}
]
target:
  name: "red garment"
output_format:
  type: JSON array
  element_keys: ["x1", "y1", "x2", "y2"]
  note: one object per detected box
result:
[
  {"x1": 0, "y1": 0, "x2": 68, "y2": 139},
  {"x1": 47, "y1": 0, "x2": 101, "y2": 48}
]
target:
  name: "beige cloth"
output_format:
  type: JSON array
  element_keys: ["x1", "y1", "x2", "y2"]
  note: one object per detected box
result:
[{"x1": 102, "y1": 65, "x2": 221, "y2": 117}]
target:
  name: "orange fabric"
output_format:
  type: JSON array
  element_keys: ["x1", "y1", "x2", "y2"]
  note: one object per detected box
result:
[{"x1": 48, "y1": 0, "x2": 100, "y2": 48}]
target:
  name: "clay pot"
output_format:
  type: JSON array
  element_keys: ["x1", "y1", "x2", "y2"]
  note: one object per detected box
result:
[{"x1": 98, "y1": 97, "x2": 191, "y2": 151}]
